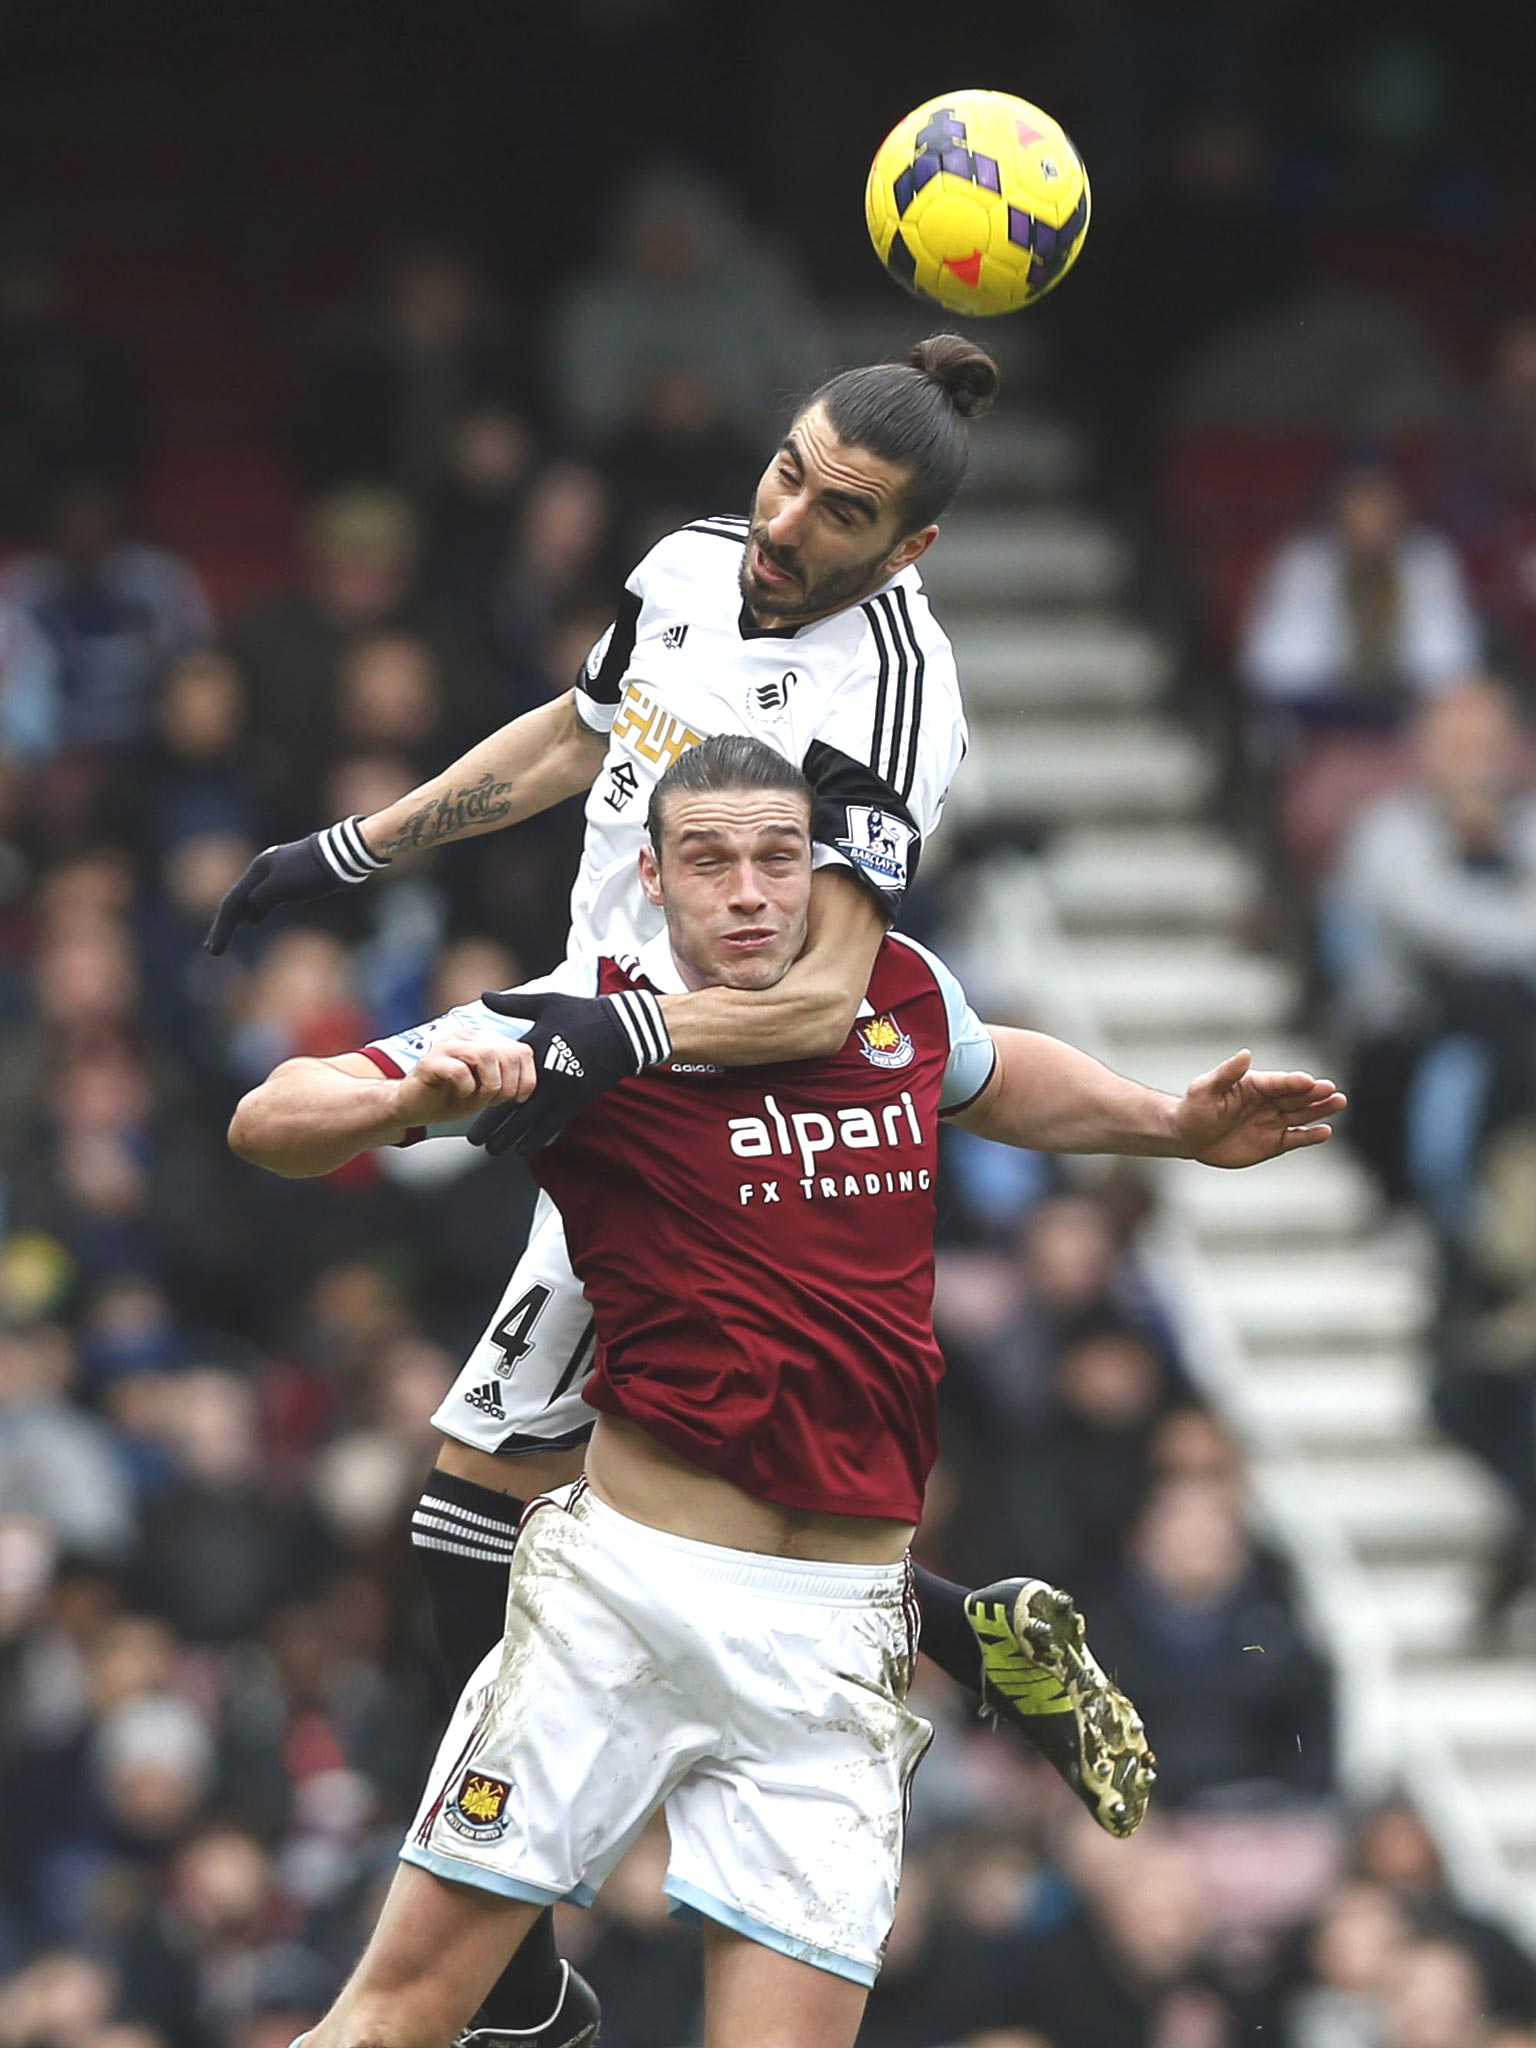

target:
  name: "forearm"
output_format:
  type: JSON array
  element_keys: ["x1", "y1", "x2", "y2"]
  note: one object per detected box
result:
[
  {"x1": 659, "y1": 869, "x2": 886, "y2": 1065},
  {"x1": 962, "y1": 1028, "x2": 1184, "y2": 1156},
  {"x1": 228, "y1": 1059, "x2": 413, "y2": 1177},
  {"x1": 363, "y1": 692, "x2": 605, "y2": 858}
]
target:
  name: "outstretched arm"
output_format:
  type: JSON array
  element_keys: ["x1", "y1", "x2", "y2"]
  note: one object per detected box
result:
[
  {"x1": 362, "y1": 691, "x2": 606, "y2": 857},
  {"x1": 955, "y1": 1031, "x2": 1345, "y2": 1167},
  {"x1": 205, "y1": 691, "x2": 607, "y2": 952}
]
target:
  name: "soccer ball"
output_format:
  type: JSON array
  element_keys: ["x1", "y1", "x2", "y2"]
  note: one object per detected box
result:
[{"x1": 865, "y1": 89, "x2": 1091, "y2": 317}]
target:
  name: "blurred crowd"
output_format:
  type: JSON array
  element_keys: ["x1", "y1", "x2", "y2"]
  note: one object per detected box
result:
[
  {"x1": 1162, "y1": 293, "x2": 1536, "y2": 1644},
  {"x1": 3, "y1": 21, "x2": 1536, "y2": 2040}
]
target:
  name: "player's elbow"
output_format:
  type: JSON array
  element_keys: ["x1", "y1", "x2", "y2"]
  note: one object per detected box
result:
[{"x1": 226, "y1": 1088, "x2": 309, "y2": 1177}]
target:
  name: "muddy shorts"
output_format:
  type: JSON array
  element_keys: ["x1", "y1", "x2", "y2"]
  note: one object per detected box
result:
[{"x1": 401, "y1": 1482, "x2": 932, "y2": 1984}]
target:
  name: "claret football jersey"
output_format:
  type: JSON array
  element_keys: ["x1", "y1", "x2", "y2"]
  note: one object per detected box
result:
[
  {"x1": 568, "y1": 516, "x2": 968, "y2": 960},
  {"x1": 365, "y1": 930, "x2": 996, "y2": 1523}
]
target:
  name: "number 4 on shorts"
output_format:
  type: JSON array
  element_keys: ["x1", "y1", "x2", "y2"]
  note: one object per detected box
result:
[{"x1": 491, "y1": 1283, "x2": 553, "y2": 1371}]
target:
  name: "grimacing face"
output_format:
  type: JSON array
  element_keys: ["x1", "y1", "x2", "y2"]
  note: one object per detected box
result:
[
  {"x1": 739, "y1": 402, "x2": 937, "y2": 625},
  {"x1": 638, "y1": 786, "x2": 814, "y2": 992}
]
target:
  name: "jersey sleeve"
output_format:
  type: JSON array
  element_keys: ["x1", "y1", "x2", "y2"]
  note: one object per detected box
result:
[
  {"x1": 800, "y1": 591, "x2": 967, "y2": 919},
  {"x1": 362, "y1": 960, "x2": 594, "y2": 1140},
  {"x1": 888, "y1": 934, "x2": 997, "y2": 1115},
  {"x1": 572, "y1": 584, "x2": 642, "y2": 733}
]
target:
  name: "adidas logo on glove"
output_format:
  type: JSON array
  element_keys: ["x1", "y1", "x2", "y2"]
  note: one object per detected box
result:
[{"x1": 544, "y1": 1036, "x2": 585, "y2": 1078}]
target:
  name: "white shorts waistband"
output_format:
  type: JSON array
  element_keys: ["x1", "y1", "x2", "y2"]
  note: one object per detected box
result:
[{"x1": 538, "y1": 1484, "x2": 912, "y2": 1608}]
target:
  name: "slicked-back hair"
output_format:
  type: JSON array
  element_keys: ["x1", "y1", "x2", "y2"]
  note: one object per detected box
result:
[
  {"x1": 797, "y1": 332, "x2": 1001, "y2": 534},
  {"x1": 647, "y1": 734, "x2": 812, "y2": 856}
]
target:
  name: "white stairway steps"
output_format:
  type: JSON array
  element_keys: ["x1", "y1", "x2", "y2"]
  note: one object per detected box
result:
[{"x1": 928, "y1": 383, "x2": 1536, "y2": 1944}]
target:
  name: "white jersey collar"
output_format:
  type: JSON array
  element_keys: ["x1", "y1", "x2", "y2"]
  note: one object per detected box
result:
[{"x1": 634, "y1": 930, "x2": 691, "y2": 994}]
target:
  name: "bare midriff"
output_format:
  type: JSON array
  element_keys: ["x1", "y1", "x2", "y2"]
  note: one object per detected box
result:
[{"x1": 584, "y1": 1411, "x2": 914, "y2": 1563}]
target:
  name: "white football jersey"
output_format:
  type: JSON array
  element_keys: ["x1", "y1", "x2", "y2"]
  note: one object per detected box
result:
[{"x1": 566, "y1": 512, "x2": 968, "y2": 961}]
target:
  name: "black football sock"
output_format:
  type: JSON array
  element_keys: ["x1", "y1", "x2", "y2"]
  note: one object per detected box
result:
[
  {"x1": 411, "y1": 1473, "x2": 567, "y2": 2028},
  {"x1": 411, "y1": 1470, "x2": 525, "y2": 1691},
  {"x1": 911, "y1": 1563, "x2": 983, "y2": 1700}
]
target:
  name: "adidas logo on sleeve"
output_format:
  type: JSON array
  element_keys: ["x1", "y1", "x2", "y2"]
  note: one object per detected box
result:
[{"x1": 464, "y1": 1382, "x2": 506, "y2": 1417}]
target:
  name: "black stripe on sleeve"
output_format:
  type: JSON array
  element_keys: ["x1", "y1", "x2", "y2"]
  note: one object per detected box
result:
[
  {"x1": 874, "y1": 592, "x2": 910, "y2": 788},
  {"x1": 859, "y1": 599, "x2": 893, "y2": 779},
  {"x1": 892, "y1": 585, "x2": 927, "y2": 801},
  {"x1": 576, "y1": 587, "x2": 641, "y2": 707}
]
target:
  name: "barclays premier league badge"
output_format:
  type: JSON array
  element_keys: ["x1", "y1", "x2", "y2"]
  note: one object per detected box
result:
[{"x1": 835, "y1": 805, "x2": 914, "y2": 893}]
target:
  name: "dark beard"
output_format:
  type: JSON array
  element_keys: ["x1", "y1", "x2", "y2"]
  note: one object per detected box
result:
[{"x1": 739, "y1": 526, "x2": 892, "y2": 623}]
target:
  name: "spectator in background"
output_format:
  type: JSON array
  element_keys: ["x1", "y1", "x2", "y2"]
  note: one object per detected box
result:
[
  {"x1": 0, "y1": 478, "x2": 213, "y2": 760},
  {"x1": 981, "y1": 1312, "x2": 1179, "y2": 1607},
  {"x1": 489, "y1": 459, "x2": 617, "y2": 710},
  {"x1": 1441, "y1": 312, "x2": 1536, "y2": 692},
  {"x1": 1322, "y1": 678, "x2": 1536, "y2": 1227},
  {"x1": 1430, "y1": 1100, "x2": 1536, "y2": 1642},
  {"x1": 1241, "y1": 459, "x2": 1481, "y2": 731},
  {"x1": 551, "y1": 164, "x2": 823, "y2": 451},
  {"x1": 0, "y1": 597, "x2": 62, "y2": 771},
  {"x1": 420, "y1": 407, "x2": 537, "y2": 664},
  {"x1": 288, "y1": 242, "x2": 543, "y2": 499},
  {"x1": 1353, "y1": 1799, "x2": 1536, "y2": 2018},
  {"x1": 224, "y1": 490, "x2": 486, "y2": 818},
  {"x1": 1089, "y1": 1479, "x2": 1334, "y2": 1806},
  {"x1": 140, "y1": 651, "x2": 265, "y2": 855},
  {"x1": 133, "y1": 1371, "x2": 328, "y2": 1646},
  {"x1": 0, "y1": 1329, "x2": 136, "y2": 1564},
  {"x1": 1279, "y1": 1880, "x2": 1413, "y2": 2048},
  {"x1": 1384, "y1": 1940, "x2": 1493, "y2": 2048},
  {"x1": 0, "y1": 222, "x2": 148, "y2": 541},
  {"x1": 600, "y1": 361, "x2": 762, "y2": 558}
]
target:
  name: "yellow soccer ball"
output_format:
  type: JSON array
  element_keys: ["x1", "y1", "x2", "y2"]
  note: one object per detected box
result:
[{"x1": 865, "y1": 89, "x2": 1091, "y2": 316}]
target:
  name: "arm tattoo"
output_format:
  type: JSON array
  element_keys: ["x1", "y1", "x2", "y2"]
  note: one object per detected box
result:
[{"x1": 375, "y1": 772, "x2": 516, "y2": 856}]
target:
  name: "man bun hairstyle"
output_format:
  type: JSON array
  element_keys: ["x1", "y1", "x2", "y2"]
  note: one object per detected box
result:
[
  {"x1": 798, "y1": 332, "x2": 1001, "y2": 533},
  {"x1": 647, "y1": 733, "x2": 812, "y2": 854}
]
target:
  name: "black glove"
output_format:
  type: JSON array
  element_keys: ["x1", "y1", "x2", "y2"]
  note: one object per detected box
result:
[
  {"x1": 467, "y1": 986, "x2": 672, "y2": 1157},
  {"x1": 203, "y1": 817, "x2": 388, "y2": 954}
]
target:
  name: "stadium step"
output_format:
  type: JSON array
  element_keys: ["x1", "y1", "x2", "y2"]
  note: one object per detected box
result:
[
  {"x1": 950, "y1": 606, "x2": 1163, "y2": 712},
  {"x1": 1397, "y1": 1658, "x2": 1536, "y2": 1746},
  {"x1": 1155, "y1": 1146, "x2": 1377, "y2": 1244},
  {"x1": 923, "y1": 510, "x2": 1129, "y2": 606},
  {"x1": 944, "y1": 719, "x2": 1213, "y2": 825},
  {"x1": 1200, "y1": 1246, "x2": 1430, "y2": 1348},
  {"x1": 1362, "y1": 1558, "x2": 1481, "y2": 1653},
  {"x1": 949, "y1": 612, "x2": 1165, "y2": 709},
  {"x1": 1279, "y1": 1448, "x2": 1509, "y2": 1558},
  {"x1": 1239, "y1": 1351, "x2": 1427, "y2": 1449},
  {"x1": 1042, "y1": 824, "x2": 1260, "y2": 931},
  {"x1": 1059, "y1": 937, "x2": 1297, "y2": 1034}
]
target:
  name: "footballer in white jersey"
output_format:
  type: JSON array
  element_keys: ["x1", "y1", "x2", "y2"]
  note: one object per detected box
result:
[{"x1": 568, "y1": 510, "x2": 967, "y2": 964}]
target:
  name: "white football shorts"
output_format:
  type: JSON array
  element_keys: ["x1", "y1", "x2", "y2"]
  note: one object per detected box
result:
[
  {"x1": 431, "y1": 1192, "x2": 597, "y2": 1456},
  {"x1": 400, "y1": 1483, "x2": 933, "y2": 1985}
]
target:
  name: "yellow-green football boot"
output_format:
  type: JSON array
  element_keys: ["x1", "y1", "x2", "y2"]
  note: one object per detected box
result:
[{"x1": 965, "y1": 1577, "x2": 1156, "y2": 1838}]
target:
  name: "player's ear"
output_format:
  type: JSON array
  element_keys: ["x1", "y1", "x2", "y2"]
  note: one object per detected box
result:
[
  {"x1": 638, "y1": 843, "x2": 664, "y2": 907},
  {"x1": 884, "y1": 523, "x2": 939, "y2": 577}
]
